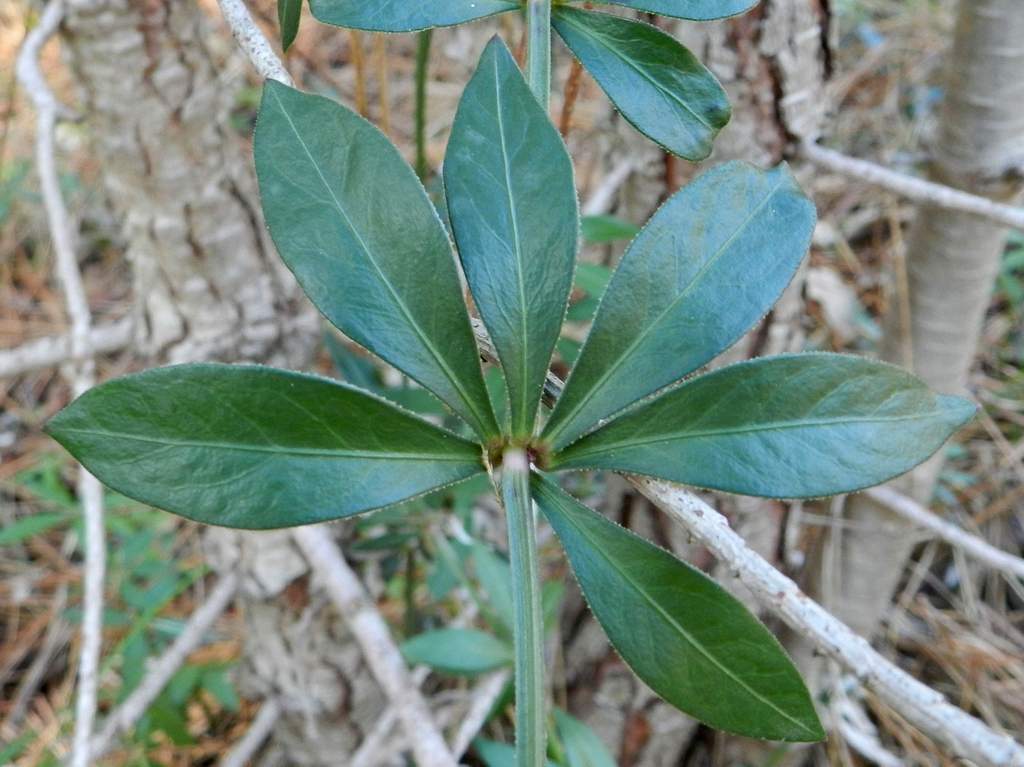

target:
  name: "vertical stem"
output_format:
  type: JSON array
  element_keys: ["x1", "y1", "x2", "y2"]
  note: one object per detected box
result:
[
  {"x1": 415, "y1": 29, "x2": 433, "y2": 180},
  {"x1": 526, "y1": 0, "x2": 551, "y2": 109},
  {"x1": 501, "y1": 449, "x2": 546, "y2": 767}
]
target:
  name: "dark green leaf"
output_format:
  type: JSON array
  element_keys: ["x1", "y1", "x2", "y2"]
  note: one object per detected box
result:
[
  {"x1": 277, "y1": 0, "x2": 302, "y2": 51},
  {"x1": 532, "y1": 474, "x2": 824, "y2": 741},
  {"x1": 594, "y1": 0, "x2": 758, "y2": 20},
  {"x1": 554, "y1": 708, "x2": 616, "y2": 767},
  {"x1": 255, "y1": 80, "x2": 498, "y2": 439},
  {"x1": 401, "y1": 628, "x2": 513, "y2": 675},
  {"x1": 544, "y1": 162, "x2": 815, "y2": 450},
  {"x1": 552, "y1": 354, "x2": 977, "y2": 498},
  {"x1": 445, "y1": 38, "x2": 578, "y2": 437},
  {"x1": 309, "y1": 0, "x2": 518, "y2": 31},
  {"x1": 581, "y1": 215, "x2": 640, "y2": 244},
  {"x1": 46, "y1": 364, "x2": 484, "y2": 529},
  {"x1": 554, "y1": 8, "x2": 730, "y2": 161}
]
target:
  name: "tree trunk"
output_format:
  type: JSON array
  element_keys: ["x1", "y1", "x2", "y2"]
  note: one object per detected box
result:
[
  {"x1": 560, "y1": 4, "x2": 833, "y2": 762},
  {"x1": 59, "y1": 3, "x2": 381, "y2": 763},
  {"x1": 826, "y1": 0, "x2": 1024, "y2": 640}
]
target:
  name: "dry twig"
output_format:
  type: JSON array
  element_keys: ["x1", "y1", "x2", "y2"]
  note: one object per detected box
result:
[
  {"x1": 219, "y1": 697, "x2": 282, "y2": 767},
  {"x1": 15, "y1": 4, "x2": 106, "y2": 766}
]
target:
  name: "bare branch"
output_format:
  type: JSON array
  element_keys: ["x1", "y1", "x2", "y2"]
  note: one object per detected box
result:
[
  {"x1": 864, "y1": 486, "x2": 1024, "y2": 581},
  {"x1": 89, "y1": 573, "x2": 240, "y2": 761},
  {"x1": 632, "y1": 475, "x2": 1024, "y2": 767},
  {"x1": 215, "y1": 0, "x2": 292, "y2": 85},
  {"x1": 0, "y1": 318, "x2": 134, "y2": 379},
  {"x1": 800, "y1": 141, "x2": 1024, "y2": 231},
  {"x1": 219, "y1": 697, "x2": 282, "y2": 767},
  {"x1": 450, "y1": 670, "x2": 511, "y2": 759},
  {"x1": 292, "y1": 526, "x2": 457, "y2": 767},
  {"x1": 15, "y1": 5, "x2": 107, "y2": 766}
]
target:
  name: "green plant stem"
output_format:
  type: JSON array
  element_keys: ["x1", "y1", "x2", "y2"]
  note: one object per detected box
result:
[
  {"x1": 501, "y1": 448, "x2": 546, "y2": 767},
  {"x1": 526, "y1": 0, "x2": 552, "y2": 109},
  {"x1": 415, "y1": 29, "x2": 433, "y2": 180}
]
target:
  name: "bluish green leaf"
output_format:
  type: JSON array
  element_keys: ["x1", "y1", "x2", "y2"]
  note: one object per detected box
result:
[
  {"x1": 309, "y1": 0, "x2": 518, "y2": 31},
  {"x1": 474, "y1": 738, "x2": 559, "y2": 767},
  {"x1": 594, "y1": 0, "x2": 758, "y2": 20},
  {"x1": 554, "y1": 708, "x2": 616, "y2": 767},
  {"x1": 554, "y1": 8, "x2": 730, "y2": 161},
  {"x1": 278, "y1": 0, "x2": 302, "y2": 51},
  {"x1": 581, "y1": 215, "x2": 640, "y2": 244},
  {"x1": 46, "y1": 364, "x2": 484, "y2": 529},
  {"x1": 473, "y1": 542, "x2": 515, "y2": 632},
  {"x1": 0, "y1": 512, "x2": 69, "y2": 545},
  {"x1": 201, "y1": 667, "x2": 241, "y2": 712},
  {"x1": 532, "y1": 474, "x2": 824, "y2": 741},
  {"x1": 255, "y1": 80, "x2": 498, "y2": 439},
  {"x1": 544, "y1": 162, "x2": 815, "y2": 450},
  {"x1": 552, "y1": 354, "x2": 977, "y2": 498},
  {"x1": 401, "y1": 628, "x2": 513, "y2": 675},
  {"x1": 445, "y1": 38, "x2": 578, "y2": 437}
]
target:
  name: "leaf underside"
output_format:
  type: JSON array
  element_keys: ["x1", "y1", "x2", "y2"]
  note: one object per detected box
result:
[
  {"x1": 554, "y1": 7, "x2": 730, "y2": 161},
  {"x1": 532, "y1": 473, "x2": 824, "y2": 742},
  {"x1": 445, "y1": 38, "x2": 578, "y2": 437},
  {"x1": 544, "y1": 161, "x2": 816, "y2": 451},
  {"x1": 254, "y1": 79, "x2": 498, "y2": 440},
  {"x1": 552, "y1": 354, "x2": 977, "y2": 498},
  {"x1": 45, "y1": 365, "x2": 484, "y2": 530},
  {"x1": 309, "y1": 0, "x2": 518, "y2": 31}
]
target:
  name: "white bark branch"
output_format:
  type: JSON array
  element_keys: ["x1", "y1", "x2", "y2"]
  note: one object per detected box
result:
[
  {"x1": 292, "y1": 526, "x2": 457, "y2": 767},
  {"x1": 215, "y1": 0, "x2": 292, "y2": 85},
  {"x1": 16, "y1": 6, "x2": 106, "y2": 767},
  {"x1": 800, "y1": 141, "x2": 1024, "y2": 231},
  {"x1": 0, "y1": 318, "x2": 134, "y2": 379},
  {"x1": 88, "y1": 573, "x2": 240, "y2": 761},
  {"x1": 864, "y1": 486, "x2": 1024, "y2": 581},
  {"x1": 450, "y1": 670, "x2": 511, "y2": 759},
  {"x1": 632, "y1": 475, "x2": 1024, "y2": 767},
  {"x1": 219, "y1": 697, "x2": 282, "y2": 767}
]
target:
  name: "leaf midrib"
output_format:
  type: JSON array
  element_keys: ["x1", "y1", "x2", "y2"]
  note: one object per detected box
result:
[
  {"x1": 491, "y1": 53, "x2": 532, "y2": 436},
  {"x1": 561, "y1": 409, "x2": 947, "y2": 462},
  {"x1": 557, "y1": 10, "x2": 714, "y2": 130},
  {"x1": 557, "y1": 494, "x2": 816, "y2": 737},
  {"x1": 268, "y1": 86, "x2": 491, "y2": 436},
  {"x1": 548, "y1": 174, "x2": 787, "y2": 446},
  {"x1": 57, "y1": 427, "x2": 475, "y2": 462}
]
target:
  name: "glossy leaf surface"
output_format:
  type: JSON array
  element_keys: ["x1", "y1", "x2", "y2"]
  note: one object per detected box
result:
[
  {"x1": 552, "y1": 354, "x2": 977, "y2": 498},
  {"x1": 554, "y1": 8, "x2": 730, "y2": 161},
  {"x1": 255, "y1": 80, "x2": 498, "y2": 439},
  {"x1": 46, "y1": 365, "x2": 484, "y2": 530},
  {"x1": 309, "y1": 0, "x2": 518, "y2": 31},
  {"x1": 544, "y1": 162, "x2": 815, "y2": 450},
  {"x1": 595, "y1": 0, "x2": 758, "y2": 20},
  {"x1": 401, "y1": 628, "x2": 512, "y2": 675},
  {"x1": 532, "y1": 474, "x2": 823, "y2": 741},
  {"x1": 445, "y1": 38, "x2": 578, "y2": 437},
  {"x1": 277, "y1": 0, "x2": 302, "y2": 51}
]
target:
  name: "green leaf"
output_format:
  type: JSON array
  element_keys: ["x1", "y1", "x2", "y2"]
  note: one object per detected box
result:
[
  {"x1": 532, "y1": 474, "x2": 824, "y2": 741},
  {"x1": 445, "y1": 38, "x2": 578, "y2": 438},
  {"x1": 401, "y1": 628, "x2": 513, "y2": 675},
  {"x1": 474, "y1": 738, "x2": 559, "y2": 767},
  {"x1": 552, "y1": 354, "x2": 977, "y2": 498},
  {"x1": 309, "y1": 0, "x2": 518, "y2": 31},
  {"x1": 544, "y1": 162, "x2": 816, "y2": 450},
  {"x1": 581, "y1": 215, "x2": 640, "y2": 244},
  {"x1": 473, "y1": 542, "x2": 516, "y2": 632},
  {"x1": 255, "y1": 80, "x2": 498, "y2": 440},
  {"x1": 0, "y1": 512, "x2": 69, "y2": 545},
  {"x1": 594, "y1": 0, "x2": 758, "y2": 21},
  {"x1": 278, "y1": 0, "x2": 302, "y2": 51},
  {"x1": 554, "y1": 8, "x2": 730, "y2": 161},
  {"x1": 554, "y1": 709, "x2": 616, "y2": 767},
  {"x1": 46, "y1": 364, "x2": 485, "y2": 529}
]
